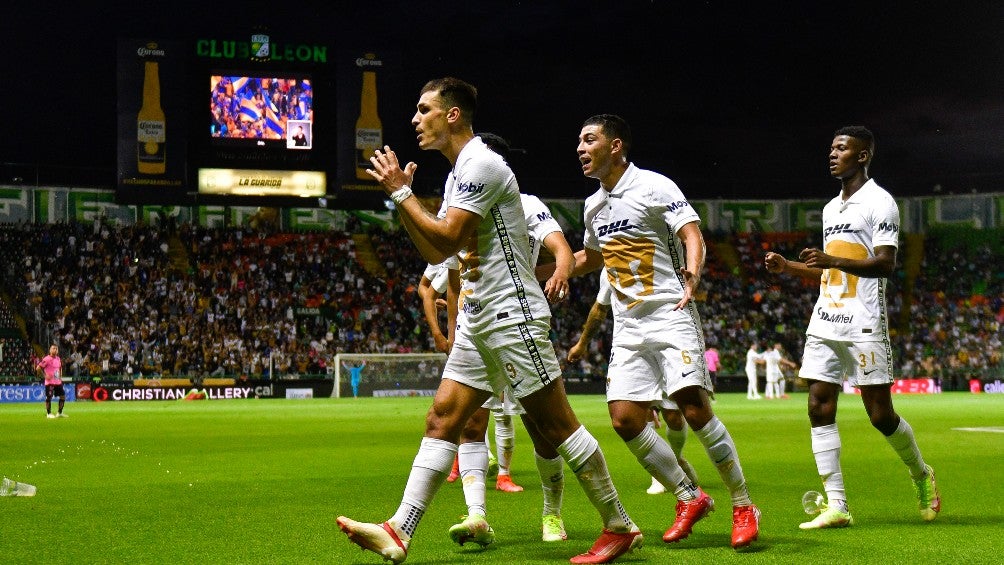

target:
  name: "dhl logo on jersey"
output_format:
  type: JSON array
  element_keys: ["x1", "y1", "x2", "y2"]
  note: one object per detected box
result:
[
  {"x1": 597, "y1": 219, "x2": 633, "y2": 237},
  {"x1": 823, "y1": 223, "x2": 858, "y2": 237}
]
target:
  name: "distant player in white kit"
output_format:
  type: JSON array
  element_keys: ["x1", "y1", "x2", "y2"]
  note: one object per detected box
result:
[
  {"x1": 744, "y1": 342, "x2": 764, "y2": 399},
  {"x1": 763, "y1": 343, "x2": 796, "y2": 399},
  {"x1": 765, "y1": 125, "x2": 940, "y2": 529}
]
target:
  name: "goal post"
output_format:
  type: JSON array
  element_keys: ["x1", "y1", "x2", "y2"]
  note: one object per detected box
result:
[{"x1": 333, "y1": 353, "x2": 448, "y2": 398}]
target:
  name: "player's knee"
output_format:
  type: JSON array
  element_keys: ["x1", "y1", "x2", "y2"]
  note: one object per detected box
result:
[
  {"x1": 610, "y1": 413, "x2": 646, "y2": 440},
  {"x1": 663, "y1": 410, "x2": 685, "y2": 430}
]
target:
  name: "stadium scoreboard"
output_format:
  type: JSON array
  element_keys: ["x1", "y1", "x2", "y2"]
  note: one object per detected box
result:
[{"x1": 116, "y1": 32, "x2": 403, "y2": 210}]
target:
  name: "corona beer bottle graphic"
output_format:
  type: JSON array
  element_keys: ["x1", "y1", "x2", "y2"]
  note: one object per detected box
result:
[
  {"x1": 137, "y1": 60, "x2": 166, "y2": 174},
  {"x1": 355, "y1": 70, "x2": 382, "y2": 180}
]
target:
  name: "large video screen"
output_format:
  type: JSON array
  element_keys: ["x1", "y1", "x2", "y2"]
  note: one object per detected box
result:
[{"x1": 210, "y1": 74, "x2": 313, "y2": 150}]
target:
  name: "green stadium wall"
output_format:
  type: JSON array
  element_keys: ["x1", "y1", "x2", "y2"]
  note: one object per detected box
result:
[{"x1": 0, "y1": 187, "x2": 1002, "y2": 234}]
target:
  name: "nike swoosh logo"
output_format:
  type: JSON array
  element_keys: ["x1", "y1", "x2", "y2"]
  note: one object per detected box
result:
[
  {"x1": 863, "y1": 369, "x2": 877, "y2": 375},
  {"x1": 682, "y1": 370, "x2": 696, "y2": 379}
]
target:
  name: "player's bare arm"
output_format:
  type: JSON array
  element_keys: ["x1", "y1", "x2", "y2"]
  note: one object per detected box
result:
[
  {"x1": 567, "y1": 301, "x2": 610, "y2": 363},
  {"x1": 571, "y1": 247, "x2": 604, "y2": 278},
  {"x1": 798, "y1": 245, "x2": 897, "y2": 278},
  {"x1": 368, "y1": 146, "x2": 481, "y2": 263},
  {"x1": 418, "y1": 275, "x2": 449, "y2": 353},
  {"x1": 541, "y1": 231, "x2": 573, "y2": 303},
  {"x1": 764, "y1": 251, "x2": 822, "y2": 279},
  {"x1": 674, "y1": 221, "x2": 705, "y2": 310}
]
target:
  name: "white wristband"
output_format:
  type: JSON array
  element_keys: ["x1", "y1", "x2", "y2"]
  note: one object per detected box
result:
[{"x1": 390, "y1": 185, "x2": 413, "y2": 205}]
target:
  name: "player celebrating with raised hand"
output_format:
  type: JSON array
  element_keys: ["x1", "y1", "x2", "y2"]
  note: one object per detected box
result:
[
  {"x1": 764, "y1": 126, "x2": 940, "y2": 529},
  {"x1": 337, "y1": 78, "x2": 641, "y2": 565},
  {"x1": 568, "y1": 114, "x2": 759, "y2": 549}
]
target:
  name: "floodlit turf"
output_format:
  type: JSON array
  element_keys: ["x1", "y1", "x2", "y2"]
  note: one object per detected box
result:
[{"x1": 2, "y1": 392, "x2": 1002, "y2": 564}]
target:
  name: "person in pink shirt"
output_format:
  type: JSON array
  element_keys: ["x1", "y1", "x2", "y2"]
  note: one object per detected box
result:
[
  {"x1": 704, "y1": 346, "x2": 721, "y2": 394},
  {"x1": 36, "y1": 344, "x2": 67, "y2": 419}
]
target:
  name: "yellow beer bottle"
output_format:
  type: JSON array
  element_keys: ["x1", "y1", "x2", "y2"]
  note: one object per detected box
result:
[
  {"x1": 137, "y1": 61, "x2": 166, "y2": 174},
  {"x1": 355, "y1": 70, "x2": 382, "y2": 180}
]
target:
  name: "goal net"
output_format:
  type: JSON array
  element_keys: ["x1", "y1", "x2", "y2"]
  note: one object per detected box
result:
[{"x1": 332, "y1": 353, "x2": 448, "y2": 398}]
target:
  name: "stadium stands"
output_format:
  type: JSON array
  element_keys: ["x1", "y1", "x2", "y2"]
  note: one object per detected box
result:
[{"x1": 0, "y1": 221, "x2": 999, "y2": 389}]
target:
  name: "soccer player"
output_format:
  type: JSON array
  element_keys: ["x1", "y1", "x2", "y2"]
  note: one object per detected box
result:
[
  {"x1": 764, "y1": 125, "x2": 940, "y2": 528},
  {"x1": 744, "y1": 342, "x2": 765, "y2": 399},
  {"x1": 421, "y1": 133, "x2": 574, "y2": 543},
  {"x1": 36, "y1": 343, "x2": 67, "y2": 418},
  {"x1": 763, "y1": 343, "x2": 797, "y2": 399},
  {"x1": 567, "y1": 274, "x2": 700, "y2": 495},
  {"x1": 341, "y1": 360, "x2": 367, "y2": 398},
  {"x1": 417, "y1": 260, "x2": 456, "y2": 355},
  {"x1": 569, "y1": 114, "x2": 760, "y2": 549},
  {"x1": 337, "y1": 78, "x2": 641, "y2": 565}
]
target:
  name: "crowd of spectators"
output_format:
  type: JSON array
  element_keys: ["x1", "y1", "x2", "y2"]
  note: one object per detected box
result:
[
  {"x1": 900, "y1": 235, "x2": 1003, "y2": 389},
  {"x1": 0, "y1": 219, "x2": 1000, "y2": 390}
]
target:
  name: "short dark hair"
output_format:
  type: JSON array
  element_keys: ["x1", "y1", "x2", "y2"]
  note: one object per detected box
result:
[
  {"x1": 582, "y1": 114, "x2": 633, "y2": 156},
  {"x1": 421, "y1": 77, "x2": 477, "y2": 124},
  {"x1": 476, "y1": 132, "x2": 511, "y2": 161},
  {"x1": 834, "y1": 125, "x2": 875, "y2": 155}
]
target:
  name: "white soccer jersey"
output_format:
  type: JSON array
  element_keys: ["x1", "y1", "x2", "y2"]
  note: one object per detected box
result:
[
  {"x1": 763, "y1": 348, "x2": 783, "y2": 379},
  {"x1": 449, "y1": 137, "x2": 551, "y2": 335},
  {"x1": 583, "y1": 163, "x2": 702, "y2": 316},
  {"x1": 422, "y1": 262, "x2": 450, "y2": 295},
  {"x1": 805, "y1": 179, "x2": 899, "y2": 342},
  {"x1": 521, "y1": 193, "x2": 562, "y2": 265},
  {"x1": 745, "y1": 347, "x2": 762, "y2": 375},
  {"x1": 595, "y1": 271, "x2": 612, "y2": 306}
]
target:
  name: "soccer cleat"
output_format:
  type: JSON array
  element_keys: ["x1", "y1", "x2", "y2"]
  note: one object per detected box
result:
[
  {"x1": 447, "y1": 455, "x2": 460, "y2": 483},
  {"x1": 731, "y1": 504, "x2": 760, "y2": 548},
  {"x1": 663, "y1": 489, "x2": 715, "y2": 543},
  {"x1": 448, "y1": 514, "x2": 495, "y2": 547},
  {"x1": 57, "y1": 413, "x2": 68, "y2": 418},
  {"x1": 646, "y1": 476, "x2": 667, "y2": 495},
  {"x1": 336, "y1": 516, "x2": 408, "y2": 564},
  {"x1": 496, "y1": 475, "x2": 524, "y2": 492},
  {"x1": 46, "y1": 413, "x2": 56, "y2": 419},
  {"x1": 914, "y1": 464, "x2": 941, "y2": 521},
  {"x1": 569, "y1": 527, "x2": 643, "y2": 564},
  {"x1": 487, "y1": 453, "x2": 499, "y2": 479},
  {"x1": 798, "y1": 505, "x2": 853, "y2": 529},
  {"x1": 542, "y1": 514, "x2": 568, "y2": 542}
]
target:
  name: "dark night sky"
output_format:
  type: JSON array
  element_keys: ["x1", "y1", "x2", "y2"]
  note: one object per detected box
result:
[{"x1": 3, "y1": 1, "x2": 1003, "y2": 200}]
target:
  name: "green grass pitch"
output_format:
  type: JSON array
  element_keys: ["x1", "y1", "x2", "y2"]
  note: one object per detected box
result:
[{"x1": 2, "y1": 392, "x2": 1001, "y2": 564}]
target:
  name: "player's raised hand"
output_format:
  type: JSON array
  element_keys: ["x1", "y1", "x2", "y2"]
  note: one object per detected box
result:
[{"x1": 366, "y1": 145, "x2": 417, "y2": 194}]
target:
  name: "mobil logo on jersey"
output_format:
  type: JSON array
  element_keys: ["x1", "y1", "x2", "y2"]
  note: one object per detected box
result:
[
  {"x1": 666, "y1": 200, "x2": 690, "y2": 213},
  {"x1": 877, "y1": 221, "x2": 899, "y2": 234},
  {"x1": 598, "y1": 218, "x2": 633, "y2": 237},
  {"x1": 457, "y1": 181, "x2": 484, "y2": 194}
]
